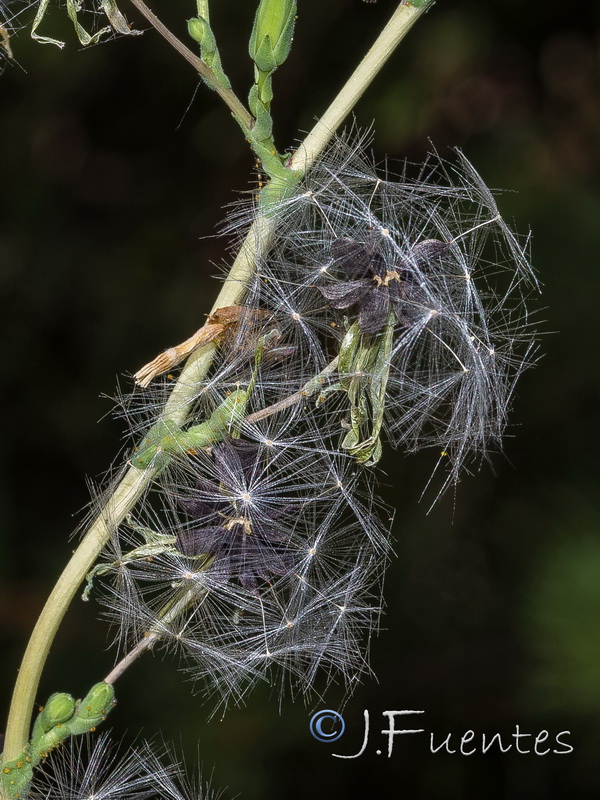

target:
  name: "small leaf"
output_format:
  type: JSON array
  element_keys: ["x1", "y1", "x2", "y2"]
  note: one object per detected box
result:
[
  {"x1": 31, "y1": 0, "x2": 66, "y2": 48},
  {"x1": 100, "y1": 0, "x2": 140, "y2": 36},
  {"x1": 66, "y1": 0, "x2": 110, "y2": 47}
]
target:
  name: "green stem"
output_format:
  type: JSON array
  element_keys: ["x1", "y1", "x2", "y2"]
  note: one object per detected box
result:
[
  {"x1": 1, "y1": 467, "x2": 151, "y2": 767},
  {"x1": 128, "y1": 0, "x2": 254, "y2": 130},
  {"x1": 291, "y1": 0, "x2": 435, "y2": 173},
  {"x1": 1, "y1": 0, "x2": 433, "y2": 771}
]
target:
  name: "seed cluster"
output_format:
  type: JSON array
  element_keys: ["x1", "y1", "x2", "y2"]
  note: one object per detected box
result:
[{"x1": 95, "y1": 134, "x2": 538, "y2": 712}]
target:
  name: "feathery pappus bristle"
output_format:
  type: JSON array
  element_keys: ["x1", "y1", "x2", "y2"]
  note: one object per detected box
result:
[{"x1": 89, "y1": 129, "x2": 538, "y2": 712}]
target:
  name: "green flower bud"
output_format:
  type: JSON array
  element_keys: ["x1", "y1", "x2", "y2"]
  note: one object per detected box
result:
[
  {"x1": 67, "y1": 682, "x2": 115, "y2": 735},
  {"x1": 187, "y1": 16, "x2": 217, "y2": 56},
  {"x1": 249, "y1": 0, "x2": 296, "y2": 73},
  {"x1": 187, "y1": 9, "x2": 231, "y2": 90},
  {"x1": 36, "y1": 692, "x2": 76, "y2": 733}
]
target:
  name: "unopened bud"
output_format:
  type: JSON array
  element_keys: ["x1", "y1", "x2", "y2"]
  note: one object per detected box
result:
[
  {"x1": 249, "y1": 0, "x2": 296, "y2": 73},
  {"x1": 67, "y1": 682, "x2": 115, "y2": 735},
  {"x1": 36, "y1": 693, "x2": 76, "y2": 732}
]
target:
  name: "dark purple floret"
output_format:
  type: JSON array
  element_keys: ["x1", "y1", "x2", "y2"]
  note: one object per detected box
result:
[
  {"x1": 177, "y1": 438, "x2": 295, "y2": 592},
  {"x1": 320, "y1": 236, "x2": 449, "y2": 335}
]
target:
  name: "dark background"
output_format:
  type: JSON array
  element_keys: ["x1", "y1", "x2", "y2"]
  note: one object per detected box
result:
[{"x1": 1, "y1": 1, "x2": 600, "y2": 798}]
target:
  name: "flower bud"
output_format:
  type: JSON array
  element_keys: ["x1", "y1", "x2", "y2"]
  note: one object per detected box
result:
[
  {"x1": 187, "y1": 16, "x2": 216, "y2": 55},
  {"x1": 67, "y1": 682, "x2": 115, "y2": 735},
  {"x1": 249, "y1": 0, "x2": 296, "y2": 73},
  {"x1": 36, "y1": 692, "x2": 76, "y2": 733}
]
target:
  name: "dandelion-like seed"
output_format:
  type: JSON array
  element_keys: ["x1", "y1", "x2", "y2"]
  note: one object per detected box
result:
[
  {"x1": 258, "y1": 134, "x2": 540, "y2": 493},
  {"x1": 28, "y1": 733, "x2": 173, "y2": 800},
  {"x1": 28, "y1": 733, "x2": 220, "y2": 800},
  {"x1": 92, "y1": 130, "x2": 537, "y2": 715},
  {"x1": 177, "y1": 438, "x2": 297, "y2": 592},
  {"x1": 91, "y1": 407, "x2": 389, "y2": 708}
]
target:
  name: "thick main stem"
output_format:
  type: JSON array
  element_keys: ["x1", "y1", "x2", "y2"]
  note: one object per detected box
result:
[
  {"x1": 2, "y1": 467, "x2": 151, "y2": 765},
  {"x1": 2, "y1": 0, "x2": 433, "y2": 769}
]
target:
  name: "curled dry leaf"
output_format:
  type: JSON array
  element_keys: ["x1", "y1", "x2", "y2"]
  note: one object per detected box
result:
[
  {"x1": 1, "y1": 23, "x2": 14, "y2": 59},
  {"x1": 133, "y1": 306, "x2": 270, "y2": 387}
]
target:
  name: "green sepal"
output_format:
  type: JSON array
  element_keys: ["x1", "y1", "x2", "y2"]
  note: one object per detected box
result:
[
  {"x1": 249, "y1": 0, "x2": 297, "y2": 72},
  {"x1": 252, "y1": 35, "x2": 278, "y2": 75}
]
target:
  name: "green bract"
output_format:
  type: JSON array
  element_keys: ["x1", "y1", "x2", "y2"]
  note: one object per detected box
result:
[
  {"x1": 65, "y1": 682, "x2": 115, "y2": 735},
  {"x1": 318, "y1": 317, "x2": 395, "y2": 466},
  {"x1": 34, "y1": 693, "x2": 76, "y2": 734}
]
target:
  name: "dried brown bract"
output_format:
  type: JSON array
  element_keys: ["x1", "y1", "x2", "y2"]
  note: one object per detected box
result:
[{"x1": 133, "y1": 306, "x2": 271, "y2": 387}]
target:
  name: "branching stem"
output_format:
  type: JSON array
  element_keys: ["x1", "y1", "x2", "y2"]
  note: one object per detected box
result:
[
  {"x1": 103, "y1": 585, "x2": 208, "y2": 685},
  {"x1": 246, "y1": 357, "x2": 340, "y2": 424},
  {"x1": 128, "y1": 0, "x2": 254, "y2": 130},
  {"x1": 2, "y1": 0, "x2": 434, "y2": 770}
]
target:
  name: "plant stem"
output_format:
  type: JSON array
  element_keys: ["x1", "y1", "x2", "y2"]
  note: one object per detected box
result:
[
  {"x1": 2, "y1": 466, "x2": 152, "y2": 765},
  {"x1": 103, "y1": 583, "x2": 209, "y2": 685},
  {"x1": 128, "y1": 0, "x2": 254, "y2": 130},
  {"x1": 291, "y1": 0, "x2": 435, "y2": 173},
  {"x1": 1, "y1": 0, "x2": 433, "y2": 769},
  {"x1": 245, "y1": 357, "x2": 340, "y2": 424}
]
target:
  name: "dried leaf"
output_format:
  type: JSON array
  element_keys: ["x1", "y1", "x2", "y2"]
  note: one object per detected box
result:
[
  {"x1": 134, "y1": 323, "x2": 225, "y2": 388},
  {"x1": 133, "y1": 306, "x2": 267, "y2": 387},
  {"x1": 1, "y1": 23, "x2": 13, "y2": 59}
]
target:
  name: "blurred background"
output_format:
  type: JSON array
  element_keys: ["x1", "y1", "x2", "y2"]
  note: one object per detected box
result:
[{"x1": 1, "y1": 0, "x2": 599, "y2": 798}]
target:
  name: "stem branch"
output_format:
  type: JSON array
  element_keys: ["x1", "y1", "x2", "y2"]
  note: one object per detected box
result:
[
  {"x1": 246, "y1": 356, "x2": 340, "y2": 424},
  {"x1": 291, "y1": 1, "x2": 434, "y2": 173},
  {"x1": 128, "y1": 0, "x2": 254, "y2": 130},
  {"x1": 103, "y1": 584, "x2": 208, "y2": 685}
]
